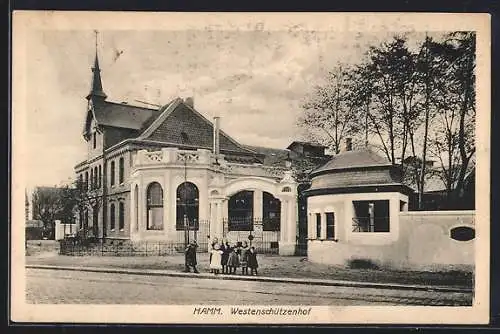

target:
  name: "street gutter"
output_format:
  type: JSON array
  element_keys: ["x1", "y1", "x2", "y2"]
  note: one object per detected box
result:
[{"x1": 26, "y1": 264, "x2": 473, "y2": 294}]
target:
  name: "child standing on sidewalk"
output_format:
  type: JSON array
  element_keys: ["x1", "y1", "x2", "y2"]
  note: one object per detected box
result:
[
  {"x1": 239, "y1": 241, "x2": 250, "y2": 275},
  {"x1": 209, "y1": 243, "x2": 223, "y2": 275},
  {"x1": 226, "y1": 243, "x2": 240, "y2": 274},
  {"x1": 247, "y1": 246, "x2": 258, "y2": 276},
  {"x1": 221, "y1": 240, "x2": 230, "y2": 274}
]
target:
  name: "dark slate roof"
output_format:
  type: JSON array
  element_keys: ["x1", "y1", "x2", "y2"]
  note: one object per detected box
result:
[
  {"x1": 287, "y1": 141, "x2": 326, "y2": 149},
  {"x1": 140, "y1": 99, "x2": 258, "y2": 156},
  {"x1": 312, "y1": 149, "x2": 392, "y2": 175},
  {"x1": 93, "y1": 101, "x2": 162, "y2": 130}
]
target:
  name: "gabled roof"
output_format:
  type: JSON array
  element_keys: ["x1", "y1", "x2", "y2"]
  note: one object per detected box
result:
[
  {"x1": 93, "y1": 101, "x2": 162, "y2": 130},
  {"x1": 83, "y1": 100, "x2": 163, "y2": 139},
  {"x1": 311, "y1": 149, "x2": 392, "y2": 175},
  {"x1": 138, "y1": 98, "x2": 259, "y2": 156}
]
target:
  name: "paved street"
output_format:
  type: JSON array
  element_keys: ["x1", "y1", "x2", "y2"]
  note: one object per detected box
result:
[{"x1": 26, "y1": 268, "x2": 472, "y2": 306}]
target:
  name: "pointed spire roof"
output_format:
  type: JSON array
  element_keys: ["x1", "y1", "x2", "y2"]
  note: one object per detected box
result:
[{"x1": 86, "y1": 51, "x2": 107, "y2": 101}]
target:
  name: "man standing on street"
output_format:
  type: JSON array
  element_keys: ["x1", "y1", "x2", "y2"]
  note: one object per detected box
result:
[{"x1": 184, "y1": 240, "x2": 199, "y2": 273}]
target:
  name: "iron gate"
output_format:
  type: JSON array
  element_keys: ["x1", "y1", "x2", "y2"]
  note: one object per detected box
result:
[{"x1": 221, "y1": 218, "x2": 279, "y2": 254}]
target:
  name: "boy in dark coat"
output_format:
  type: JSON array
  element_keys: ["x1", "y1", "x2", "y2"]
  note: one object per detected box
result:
[
  {"x1": 184, "y1": 241, "x2": 199, "y2": 273},
  {"x1": 247, "y1": 246, "x2": 258, "y2": 276}
]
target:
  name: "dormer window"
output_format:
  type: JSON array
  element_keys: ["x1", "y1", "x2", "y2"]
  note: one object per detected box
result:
[
  {"x1": 180, "y1": 131, "x2": 189, "y2": 144},
  {"x1": 93, "y1": 132, "x2": 97, "y2": 149}
]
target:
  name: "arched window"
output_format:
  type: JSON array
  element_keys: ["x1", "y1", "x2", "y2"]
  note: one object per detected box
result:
[
  {"x1": 228, "y1": 190, "x2": 254, "y2": 231},
  {"x1": 119, "y1": 157, "x2": 124, "y2": 184},
  {"x1": 176, "y1": 182, "x2": 199, "y2": 230},
  {"x1": 98, "y1": 165, "x2": 102, "y2": 188},
  {"x1": 110, "y1": 161, "x2": 115, "y2": 186},
  {"x1": 92, "y1": 205, "x2": 99, "y2": 236},
  {"x1": 85, "y1": 172, "x2": 89, "y2": 191},
  {"x1": 263, "y1": 192, "x2": 281, "y2": 231},
  {"x1": 147, "y1": 182, "x2": 163, "y2": 230},
  {"x1": 110, "y1": 203, "x2": 116, "y2": 230},
  {"x1": 94, "y1": 167, "x2": 98, "y2": 189},
  {"x1": 119, "y1": 202, "x2": 125, "y2": 230},
  {"x1": 134, "y1": 185, "x2": 139, "y2": 232},
  {"x1": 83, "y1": 209, "x2": 88, "y2": 230},
  {"x1": 90, "y1": 169, "x2": 94, "y2": 190}
]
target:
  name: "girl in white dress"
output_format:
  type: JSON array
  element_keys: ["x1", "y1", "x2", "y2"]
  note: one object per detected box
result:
[{"x1": 210, "y1": 243, "x2": 223, "y2": 275}]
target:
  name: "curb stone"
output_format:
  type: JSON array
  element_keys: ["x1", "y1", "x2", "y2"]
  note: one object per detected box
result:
[{"x1": 25, "y1": 264, "x2": 473, "y2": 294}]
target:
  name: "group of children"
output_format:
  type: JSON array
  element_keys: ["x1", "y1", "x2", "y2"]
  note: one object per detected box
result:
[{"x1": 209, "y1": 238, "x2": 259, "y2": 276}]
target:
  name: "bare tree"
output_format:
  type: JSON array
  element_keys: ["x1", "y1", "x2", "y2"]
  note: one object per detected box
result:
[
  {"x1": 428, "y1": 32, "x2": 476, "y2": 206},
  {"x1": 362, "y1": 36, "x2": 421, "y2": 167},
  {"x1": 73, "y1": 178, "x2": 104, "y2": 240},
  {"x1": 298, "y1": 65, "x2": 363, "y2": 154}
]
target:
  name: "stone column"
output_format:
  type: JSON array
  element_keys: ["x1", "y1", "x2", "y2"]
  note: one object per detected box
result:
[
  {"x1": 216, "y1": 200, "x2": 224, "y2": 238},
  {"x1": 253, "y1": 190, "x2": 263, "y2": 220}
]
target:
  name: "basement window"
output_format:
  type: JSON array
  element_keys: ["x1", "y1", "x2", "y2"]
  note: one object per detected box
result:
[{"x1": 352, "y1": 200, "x2": 390, "y2": 232}]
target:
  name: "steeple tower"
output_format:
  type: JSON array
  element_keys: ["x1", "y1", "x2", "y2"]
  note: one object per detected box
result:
[{"x1": 86, "y1": 31, "x2": 107, "y2": 102}]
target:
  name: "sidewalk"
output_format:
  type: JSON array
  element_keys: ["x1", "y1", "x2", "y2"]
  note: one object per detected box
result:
[
  {"x1": 26, "y1": 264, "x2": 472, "y2": 293},
  {"x1": 25, "y1": 252, "x2": 474, "y2": 290}
]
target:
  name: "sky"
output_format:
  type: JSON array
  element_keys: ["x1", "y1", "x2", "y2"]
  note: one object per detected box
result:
[{"x1": 22, "y1": 28, "x2": 401, "y2": 189}]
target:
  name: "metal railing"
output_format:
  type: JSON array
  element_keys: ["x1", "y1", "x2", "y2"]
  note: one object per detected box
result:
[
  {"x1": 222, "y1": 217, "x2": 280, "y2": 232},
  {"x1": 352, "y1": 217, "x2": 390, "y2": 232},
  {"x1": 59, "y1": 238, "x2": 208, "y2": 256}
]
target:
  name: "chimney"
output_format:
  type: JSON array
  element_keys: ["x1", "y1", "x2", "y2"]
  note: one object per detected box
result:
[
  {"x1": 345, "y1": 137, "x2": 353, "y2": 152},
  {"x1": 213, "y1": 116, "x2": 220, "y2": 156},
  {"x1": 184, "y1": 97, "x2": 194, "y2": 108}
]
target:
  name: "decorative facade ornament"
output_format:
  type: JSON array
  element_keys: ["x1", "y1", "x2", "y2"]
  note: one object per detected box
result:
[{"x1": 280, "y1": 170, "x2": 295, "y2": 184}]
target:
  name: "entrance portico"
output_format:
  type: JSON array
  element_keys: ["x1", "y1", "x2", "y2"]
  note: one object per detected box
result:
[{"x1": 130, "y1": 147, "x2": 298, "y2": 255}]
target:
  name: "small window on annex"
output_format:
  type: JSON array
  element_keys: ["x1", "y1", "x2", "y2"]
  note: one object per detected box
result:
[
  {"x1": 352, "y1": 200, "x2": 390, "y2": 232},
  {"x1": 146, "y1": 182, "x2": 164, "y2": 230},
  {"x1": 315, "y1": 213, "x2": 321, "y2": 239},
  {"x1": 326, "y1": 212, "x2": 335, "y2": 239}
]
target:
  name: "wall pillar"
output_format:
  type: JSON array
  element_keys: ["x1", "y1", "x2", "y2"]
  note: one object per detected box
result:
[
  {"x1": 307, "y1": 213, "x2": 313, "y2": 239},
  {"x1": 130, "y1": 185, "x2": 136, "y2": 240},
  {"x1": 279, "y1": 196, "x2": 297, "y2": 256},
  {"x1": 343, "y1": 199, "x2": 352, "y2": 242},
  {"x1": 209, "y1": 198, "x2": 225, "y2": 240}
]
